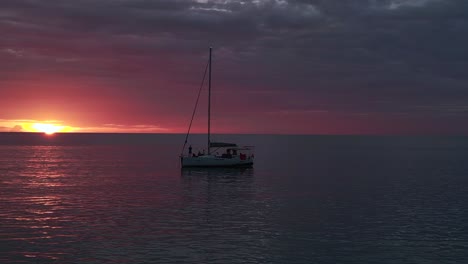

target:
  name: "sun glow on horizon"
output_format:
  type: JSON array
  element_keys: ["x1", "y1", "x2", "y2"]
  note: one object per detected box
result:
[
  {"x1": 31, "y1": 123, "x2": 67, "y2": 134},
  {"x1": 0, "y1": 119, "x2": 75, "y2": 133},
  {"x1": 0, "y1": 119, "x2": 170, "y2": 133}
]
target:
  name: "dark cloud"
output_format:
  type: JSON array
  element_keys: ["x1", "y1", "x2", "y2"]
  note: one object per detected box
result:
[
  {"x1": 1, "y1": 0, "x2": 467, "y2": 134},
  {"x1": 11, "y1": 125, "x2": 23, "y2": 132},
  {"x1": 0, "y1": 124, "x2": 23, "y2": 132}
]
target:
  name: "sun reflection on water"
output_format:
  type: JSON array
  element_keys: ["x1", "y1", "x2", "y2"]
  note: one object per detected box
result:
[{"x1": 1, "y1": 146, "x2": 79, "y2": 261}]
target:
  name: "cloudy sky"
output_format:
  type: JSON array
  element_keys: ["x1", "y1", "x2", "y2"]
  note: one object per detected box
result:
[{"x1": 1, "y1": 0, "x2": 467, "y2": 134}]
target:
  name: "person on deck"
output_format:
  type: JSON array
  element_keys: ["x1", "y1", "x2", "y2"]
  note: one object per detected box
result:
[{"x1": 188, "y1": 145, "x2": 192, "y2": 155}]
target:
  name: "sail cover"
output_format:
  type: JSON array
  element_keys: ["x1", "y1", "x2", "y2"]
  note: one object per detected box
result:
[{"x1": 210, "y1": 142, "x2": 238, "y2": 148}]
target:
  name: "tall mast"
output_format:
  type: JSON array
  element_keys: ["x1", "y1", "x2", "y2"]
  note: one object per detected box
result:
[{"x1": 208, "y1": 47, "x2": 212, "y2": 155}]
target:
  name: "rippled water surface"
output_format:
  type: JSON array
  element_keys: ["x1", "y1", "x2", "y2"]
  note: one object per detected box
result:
[{"x1": 1, "y1": 134, "x2": 468, "y2": 263}]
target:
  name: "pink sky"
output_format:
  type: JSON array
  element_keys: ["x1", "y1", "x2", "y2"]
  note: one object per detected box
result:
[{"x1": 1, "y1": 0, "x2": 468, "y2": 135}]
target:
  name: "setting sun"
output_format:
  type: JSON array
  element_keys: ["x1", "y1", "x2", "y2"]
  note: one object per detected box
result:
[{"x1": 32, "y1": 123, "x2": 66, "y2": 135}]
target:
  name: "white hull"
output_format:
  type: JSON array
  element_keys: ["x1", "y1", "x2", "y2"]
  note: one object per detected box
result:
[{"x1": 181, "y1": 155, "x2": 254, "y2": 167}]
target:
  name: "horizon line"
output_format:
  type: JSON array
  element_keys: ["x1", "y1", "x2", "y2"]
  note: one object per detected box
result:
[{"x1": 0, "y1": 132, "x2": 467, "y2": 137}]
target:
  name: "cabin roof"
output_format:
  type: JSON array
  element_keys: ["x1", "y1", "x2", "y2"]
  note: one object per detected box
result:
[{"x1": 227, "y1": 147, "x2": 253, "y2": 151}]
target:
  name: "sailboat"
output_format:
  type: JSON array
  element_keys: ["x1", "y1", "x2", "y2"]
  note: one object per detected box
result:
[{"x1": 180, "y1": 48, "x2": 255, "y2": 168}]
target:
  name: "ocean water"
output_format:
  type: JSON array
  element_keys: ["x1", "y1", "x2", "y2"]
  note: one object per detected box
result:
[{"x1": 1, "y1": 133, "x2": 468, "y2": 263}]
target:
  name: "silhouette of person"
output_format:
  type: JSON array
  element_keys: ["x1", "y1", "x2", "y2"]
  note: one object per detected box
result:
[{"x1": 188, "y1": 145, "x2": 192, "y2": 155}]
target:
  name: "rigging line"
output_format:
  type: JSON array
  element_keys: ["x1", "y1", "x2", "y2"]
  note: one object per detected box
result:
[{"x1": 181, "y1": 59, "x2": 210, "y2": 155}]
